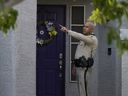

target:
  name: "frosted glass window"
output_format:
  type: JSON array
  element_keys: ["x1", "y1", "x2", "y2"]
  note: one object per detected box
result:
[
  {"x1": 71, "y1": 44, "x2": 77, "y2": 59},
  {"x1": 72, "y1": 6, "x2": 84, "y2": 24}
]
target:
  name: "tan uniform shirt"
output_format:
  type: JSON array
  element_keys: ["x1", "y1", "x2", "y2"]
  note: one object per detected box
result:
[{"x1": 68, "y1": 30, "x2": 98, "y2": 59}]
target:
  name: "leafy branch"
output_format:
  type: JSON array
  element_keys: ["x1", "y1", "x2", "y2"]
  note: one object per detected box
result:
[
  {"x1": 0, "y1": 0, "x2": 18, "y2": 35},
  {"x1": 89, "y1": 0, "x2": 128, "y2": 55}
]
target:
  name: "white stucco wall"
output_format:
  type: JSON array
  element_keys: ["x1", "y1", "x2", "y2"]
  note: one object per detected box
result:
[
  {"x1": 121, "y1": 29, "x2": 128, "y2": 96},
  {"x1": 122, "y1": 52, "x2": 128, "y2": 96},
  {"x1": 14, "y1": 0, "x2": 36, "y2": 96},
  {"x1": 0, "y1": 32, "x2": 15, "y2": 96},
  {"x1": 0, "y1": 0, "x2": 36, "y2": 96},
  {"x1": 121, "y1": 16, "x2": 128, "y2": 96}
]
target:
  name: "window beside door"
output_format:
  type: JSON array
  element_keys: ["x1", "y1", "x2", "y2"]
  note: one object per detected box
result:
[{"x1": 70, "y1": 5, "x2": 85, "y2": 82}]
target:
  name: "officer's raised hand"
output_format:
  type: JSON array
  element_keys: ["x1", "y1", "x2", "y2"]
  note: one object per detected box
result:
[{"x1": 60, "y1": 25, "x2": 68, "y2": 33}]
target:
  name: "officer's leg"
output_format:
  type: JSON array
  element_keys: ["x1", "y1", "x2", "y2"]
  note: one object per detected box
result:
[
  {"x1": 76, "y1": 67, "x2": 86, "y2": 96},
  {"x1": 86, "y1": 68, "x2": 92, "y2": 96}
]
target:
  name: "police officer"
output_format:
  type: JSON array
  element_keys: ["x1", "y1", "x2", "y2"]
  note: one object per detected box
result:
[{"x1": 60, "y1": 21, "x2": 98, "y2": 96}]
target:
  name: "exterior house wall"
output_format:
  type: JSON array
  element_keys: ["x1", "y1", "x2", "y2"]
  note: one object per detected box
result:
[
  {"x1": 97, "y1": 23, "x2": 121, "y2": 96},
  {"x1": 122, "y1": 52, "x2": 128, "y2": 96},
  {"x1": 0, "y1": 0, "x2": 36, "y2": 96},
  {"x1": 0, "y1": 32, "x2": 15, "y2": 96},
  {"x1": 0, "y1": 0, "x2": 123, "y2": 96},
  {"x1": 121, "y1": 17, "x2": 128, "y2": 96},
  {"x1": 14, "y1": 0, "x2": 36, "y2": 96}
]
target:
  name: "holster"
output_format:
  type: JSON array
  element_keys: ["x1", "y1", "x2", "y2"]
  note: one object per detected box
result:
[{"x1": 72, "y1": 56, "x2": 94, "y2": 68}]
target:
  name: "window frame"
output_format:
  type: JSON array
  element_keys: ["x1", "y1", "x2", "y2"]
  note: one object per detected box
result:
[{"x1": 69, "y1": 5, "x2": 86, "y2": 82}]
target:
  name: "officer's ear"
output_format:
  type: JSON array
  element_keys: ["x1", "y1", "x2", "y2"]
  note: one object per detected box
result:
[{"x1": 89, "y1": 27, "x2": 93, "y2": 33}]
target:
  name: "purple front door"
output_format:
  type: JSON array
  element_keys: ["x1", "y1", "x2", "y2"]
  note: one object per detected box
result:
[{"x1": 36, "y1": 5, "x2": 66, "y2": 96}]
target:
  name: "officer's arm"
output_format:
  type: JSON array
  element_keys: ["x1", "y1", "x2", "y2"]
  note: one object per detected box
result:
[{"x1": 68, "y1": 30, "x2": 95, "y2": 44}]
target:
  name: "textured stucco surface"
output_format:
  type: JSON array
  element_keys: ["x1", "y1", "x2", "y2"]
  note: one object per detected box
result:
[
  {"x1": 121, "y1": 17, "x2": 128, "y2": 96},
  {"x1": 97, "y1": 21, "x2": 121, "y2": 96},
  {"x1": 14, "y1": 0, "x2": 36, "y2": 96},
  {"x1": 0, "y1": 32, "x2": 15, "y2": 96},
  {"x1": 0, "y1": 0, "x2": 36, "y2": 96},
  {"x1": 122, "y1": 52, "x2": 128, "y2": 96}
]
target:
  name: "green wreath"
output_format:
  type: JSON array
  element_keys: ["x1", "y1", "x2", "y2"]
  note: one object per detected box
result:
[{"x1": 36, "y1": 21, "x2": 58, "y2": 46}]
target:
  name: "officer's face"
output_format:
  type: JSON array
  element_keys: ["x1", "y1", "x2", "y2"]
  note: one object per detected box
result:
[{"x1": 83, "y1": 23, "x2": 93, "y2": 35}]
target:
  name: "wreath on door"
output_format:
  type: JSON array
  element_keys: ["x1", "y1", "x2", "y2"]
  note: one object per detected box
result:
[{"x1": 36, "y1": 21, "x2": 58, "y2": 46}]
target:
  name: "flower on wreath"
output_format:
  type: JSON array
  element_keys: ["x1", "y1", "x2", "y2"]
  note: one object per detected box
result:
[
  {"x1": 45, "y1": 21, "x2": 57, "y2": 37},
  {"x1": 36, "y1": 21, "x2": 58, "y2": 46}
]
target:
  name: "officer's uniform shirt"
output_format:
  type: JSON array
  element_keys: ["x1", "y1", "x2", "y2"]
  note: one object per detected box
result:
[{"x1": 67, "y1": 30, "x2": 98, "y2": 59}]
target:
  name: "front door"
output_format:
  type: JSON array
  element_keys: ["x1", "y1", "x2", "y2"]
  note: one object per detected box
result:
[{"x1": 36, "y1": 5, "x2": 66, "y2": 96}]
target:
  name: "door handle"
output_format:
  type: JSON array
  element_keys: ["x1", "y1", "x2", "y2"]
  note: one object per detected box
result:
[
  {"x1": 59, "y1": 60, "x2": 63, "y2": 69},
  {"x1": 59, "y1": 53, "x2": 63, "y2": 59},
  {"x1": 60, "y1": 65, "x2": 62, "y2": 69},
  {"x1": 59, "y1": 73, "x2": 62, "y2": 78},
  {"x1": 59, "y1": 53, "x2": 63, "y2": 69},
  {"x1": 59, "y1": 53, "x2": 63, "y2": 78},
  {"x1": 59, "y1": 61, "x2": 63, "y2": 78},
  {"x1": 59, "y1": 60, "x2": 63, "y2": 65}
]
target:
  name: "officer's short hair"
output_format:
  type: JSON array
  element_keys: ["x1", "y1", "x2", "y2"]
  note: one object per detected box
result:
[{"x1": 85, "y1": 21, "x2": 95, "y2": 29}]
